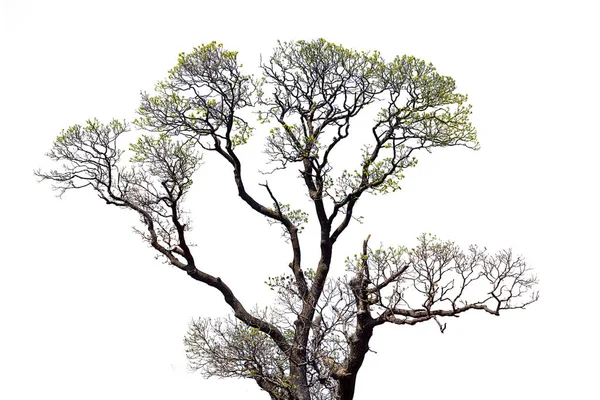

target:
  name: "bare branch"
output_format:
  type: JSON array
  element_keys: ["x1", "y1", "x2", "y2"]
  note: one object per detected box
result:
[{"x1": 340, "y1": 234, "x2": 540, "y2": 328}]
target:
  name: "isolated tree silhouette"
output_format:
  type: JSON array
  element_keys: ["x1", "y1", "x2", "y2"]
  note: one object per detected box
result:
[{"x1": 37, "y1": 39, "x2": 538, "y2": 400}]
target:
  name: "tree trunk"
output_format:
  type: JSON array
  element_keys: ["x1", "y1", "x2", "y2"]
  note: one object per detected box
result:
[
  {"x1": 290, "y1": 363, "x2": 311, "y2": 400},
  {"x1": 335, "y1": 374, "x2": 359, "y2": 400}
]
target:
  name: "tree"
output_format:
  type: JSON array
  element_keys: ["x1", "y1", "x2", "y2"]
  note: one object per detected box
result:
[{"x1": 36, "y1": 39, "x2": 538, "y2": 400}]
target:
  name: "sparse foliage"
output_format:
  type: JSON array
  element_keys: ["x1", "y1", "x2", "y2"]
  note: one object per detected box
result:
[{"x1": 37, "y1": 39, "x2": 538, "y2": 400}]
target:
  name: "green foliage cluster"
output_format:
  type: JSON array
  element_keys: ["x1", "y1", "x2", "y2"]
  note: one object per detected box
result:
[
  {"x1": 269, "y1": 203, "x2": 309, "y2": 231},
  {"x1": 55, "y1": 118, "x2": 127, "y2": 146}
]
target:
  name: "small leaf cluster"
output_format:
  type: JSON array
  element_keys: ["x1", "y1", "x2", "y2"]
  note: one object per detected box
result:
[{"x1": 268, "y1": 203, "x2": 309, "y2": 233}]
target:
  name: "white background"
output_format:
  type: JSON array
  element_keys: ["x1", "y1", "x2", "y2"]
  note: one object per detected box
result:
[{"x1": 1, "y1": 0, "x2": 598, "y2": 398}]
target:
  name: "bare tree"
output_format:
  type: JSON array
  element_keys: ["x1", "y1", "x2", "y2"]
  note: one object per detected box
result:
[{"x1": 36, "y1": 39, "x2": 538, "y2": 400}]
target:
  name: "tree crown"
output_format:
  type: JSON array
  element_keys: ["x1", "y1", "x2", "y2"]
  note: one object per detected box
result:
[{"x1": 37, "y1": 39, "x2": 536, "y2": 400}]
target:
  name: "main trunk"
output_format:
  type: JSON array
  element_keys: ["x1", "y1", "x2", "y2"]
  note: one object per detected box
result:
[
  {"x1": 333, "y1": 322, "x2": 375, "y2": 400},
  {"x1": 290, "y1": 362, "x2": 311, "y2": 400},
  {"x1": 335, "y1": 375, "x2": 359, "y2": 400}
]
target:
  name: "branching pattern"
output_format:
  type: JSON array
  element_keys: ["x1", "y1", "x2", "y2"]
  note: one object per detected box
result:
[{"x1": 38, "y1": 40, "x2": 537, "y2": 400}]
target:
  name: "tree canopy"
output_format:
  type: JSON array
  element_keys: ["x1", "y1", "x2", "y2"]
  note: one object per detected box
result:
[{"x1": 37, "y1": 39, "x2": 538, "y2": 400}]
